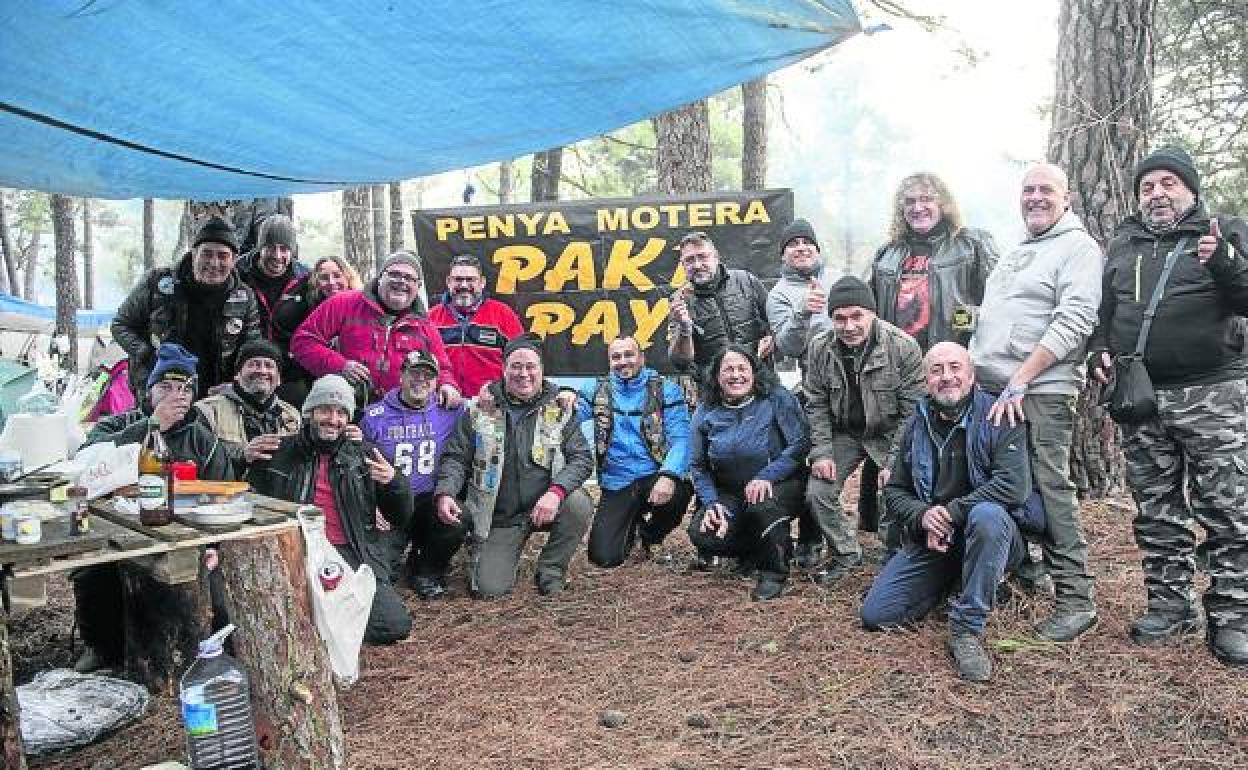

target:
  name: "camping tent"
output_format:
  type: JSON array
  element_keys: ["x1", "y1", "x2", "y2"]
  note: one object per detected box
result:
[{"x1": 0, "y1": 1, "x2": 861, "y2": 199}]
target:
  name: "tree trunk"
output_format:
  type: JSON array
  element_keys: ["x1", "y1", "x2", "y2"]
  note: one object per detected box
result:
[
  {"x1": 654, "y1": 100, "x2": 713, "y2": 194},
  {"x1": 22, "y1": 231, "x2": 40, "y2": 301},
  {"x1": 1047, "y1": 0, "x2": 1156, "y2": 497},
  {"x1": 0, "y1": 614, "x2": 26, "y2": 770},
  {"x1": 742, "y1": 77, "x2": 768, "y2": 190},
  {"x1": 530, "y1": 147, "x2": 563, "y2": 202},
  {"x1": 81, "y1": 198, "x2": 94, "y2": 309},
  {"x1": 219, "y1": 530, "x2": 347, "y2": 770},
  {"x1": 51, "y1": 194, "x2": 79, "y2": 372},
  {"x1": 388, "y1": 181, "x2": 405, "y2": 250},
  {"x1": 370, "y1": 184, "x2": 388, "y2": 262},
  {"x1": 499, "y1": 160, "x2": 514, "y2": 203},
  {"x1": 142, "y1": 198, "x2": 156, "y2": 270},
  {"x1": 342, "y1": 187, "x2": 373, "y2": 280},
  {"x1": 0, "y1": 191, "x2": 14, "y2": 295},
  {"x1": 120, "y1": 563, "x2": 214, "y2": 694}
]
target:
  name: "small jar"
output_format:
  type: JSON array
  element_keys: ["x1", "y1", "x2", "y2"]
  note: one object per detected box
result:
[
  {"x1": 67, "y1": 485, "x2": 90, "y2": 536},
  {"x1": 14, "y1": 513, "x2": 41, "y2": 545}
]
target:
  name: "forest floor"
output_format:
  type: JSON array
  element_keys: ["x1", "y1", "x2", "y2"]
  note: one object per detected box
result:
[{"x1": 13, "y1": 486, "x2": 1248, "y2": 770}]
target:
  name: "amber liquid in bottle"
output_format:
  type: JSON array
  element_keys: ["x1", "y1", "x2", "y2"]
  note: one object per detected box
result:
[{"x1": 138, "y1": 416, "x2": 173, "y2": 527}]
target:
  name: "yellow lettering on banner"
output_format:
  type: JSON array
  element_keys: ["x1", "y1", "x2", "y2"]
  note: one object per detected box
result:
[
  {"x1": 632, "y1": 206, "x2": 659, "y2": 230},
  {"x1": 545, "y1": 211, "x2": 571, "y2": 235},
  {"x1": 688, "y1": 203, "x2": 712, "y2": 227},
  {"x1": 603, "y1": 238, "x2": 663, "y2": 290},
  {"x1": 660, "y1": 204, "x2": 685, "y2": 227},
  {"x1": 435, "y1": 218, "x2": 460, "y2": 241},
  {"x1": 597, "y1": 208, "x2": 627, "y2": 232},
  {"x1": 493, "y1": 246, "x2": 547, "y2": 294},
  {"x1": 488, "y1": 216, "x2": 515, "y2": 239},
  {"x1": 631, "y1": 299, "x2": 668, "y2": 348},
  {"x1": 671, "y1": 264, "x2": 688, "y2": 288},
  {"x1": 517, "y1": 211, "x2": 544, "y2": 237},
  {"x1": 462, "y1": 216, "x2": 486, "y2": 240},
  {"x1": 715, "y1": 202, "x2": 742, "y2": 225},
  {"x1": 742, "y1": 200, "x2": 770, "y2": 225},
  {"x1": 571, "y1": 301, "x2": 618, "y2": 345},
  {"x1": 527, "y1": 302, "x2": 577, "y2": 337},
  {"x1": 545, "y1": 242, "x2": 596, "y2": 292}
]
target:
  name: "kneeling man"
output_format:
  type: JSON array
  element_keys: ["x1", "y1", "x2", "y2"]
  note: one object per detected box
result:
[
  {"x1": 861, "y1": 342, "x2": 1042, "y2": 682},
  {"x1": 434, "y1": 334, "x2": 594, "y2": 597}
]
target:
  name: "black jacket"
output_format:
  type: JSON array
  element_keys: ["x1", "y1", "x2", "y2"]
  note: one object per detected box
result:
[
  {"x1": 111, "y1": 253, "x2": 262, "y2": 398},
  {"x1": 236, "y1": 252, "x2": 311, "y2": 347},
  {"x1": 670, "y1": 265, "x2": 771, "y2": 381},
  {"x1": 1092, "y1": 209, "x2": 1248, "y2": 387},
  {"x1": 84, "y1": 409, "x2": 241, "y2": 482},
  {"x1": 248, "y1": 425, "x2": 413, "y2": 569}
]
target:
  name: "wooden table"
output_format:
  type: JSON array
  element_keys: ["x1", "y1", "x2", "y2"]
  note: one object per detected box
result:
[{"x1": 0, "y1": 492, "x2": 325, "y2": 769}]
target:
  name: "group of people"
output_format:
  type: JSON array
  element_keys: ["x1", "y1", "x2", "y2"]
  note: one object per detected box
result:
[{"x1": 74, "y1": 145, "x2": 1247, "y2": 684}]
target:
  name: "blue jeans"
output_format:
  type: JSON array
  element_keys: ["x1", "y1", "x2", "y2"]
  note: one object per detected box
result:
[{"x1": 860, "y1": 502, "x2": 1024, "y2": 637}]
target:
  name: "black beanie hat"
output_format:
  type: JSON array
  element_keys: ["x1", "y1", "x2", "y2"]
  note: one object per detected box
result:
[
  {"x1": 236, "y1": 338, "x2": 283, "y2": 372},
  {"x1": 825, "y1": 276, "x2": 877, "y2": 314},
  {"x1": 192, "y1": 215, "x2": 240, "y2": 254},
  {"x1": 779, "y1": 218, "x2": 819, "y2": 253},
  {"x1": 1134, "y1": 146, "x2": 1200, "y2": 199},
  {"x1": 503, "y1": 332, "x2": 544, "y2": 362},
  {"x1": 258, "y1": 214, "x2": 297, "y2": 251}
]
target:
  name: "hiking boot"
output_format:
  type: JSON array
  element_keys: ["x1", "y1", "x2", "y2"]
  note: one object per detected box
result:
[
  {"x1": 1129, "y1": 607, "x2": 1204, "y2": 646},
  {"x1": 536, "y1": 573, "x2": 566, "y2": 597},
  {"x1": 1034, "y1": 610, "x2": 1098, "y2": 642},
  {"x1": 410, "y1": 575, "x2": 448, "y2": 601},
  {"x1": 732, "y1": 558, "x2": 757, "y2": 580},
  {"x1": 750, "y1": 578, "x2": 785, "y2": 601},
  {"x1": 811, "y1": 564, "x2": 849, "y2": 587},
  {"x1": 1210, "y1": 627, "x2": 1248, "y2": 666},
  {"x1": 947, "y1": 634, "x2": 992, "y2": 682},
  {"x1": 793, "y1": 542, "x2": 823, "y2": 570}
]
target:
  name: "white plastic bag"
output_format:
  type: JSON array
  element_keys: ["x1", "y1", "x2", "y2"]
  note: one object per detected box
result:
[
  {"x1": 298, "y1": 509, "x2": 375, "y2": 686},
  {"x1": 72, "y1": 441, "x2": 142, "y2": 500},
  {"x1": 17, "y1": 668, "x2": 149, "y2": 754}
]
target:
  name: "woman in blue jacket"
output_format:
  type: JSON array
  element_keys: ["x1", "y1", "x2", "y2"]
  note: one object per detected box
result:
[{"x1": 688, "y1": 344, "x2": 811, "y2": 600}]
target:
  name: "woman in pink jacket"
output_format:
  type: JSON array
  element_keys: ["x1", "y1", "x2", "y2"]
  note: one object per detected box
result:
[{"x1": 291, "y1": 251, "x2": 462, "y2": 409}]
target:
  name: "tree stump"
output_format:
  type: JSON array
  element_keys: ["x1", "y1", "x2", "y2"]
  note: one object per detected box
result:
[
  {"x1": 219, "y1": 529, "x2": 346, "y2": 770},
  {"x1": 0, "y1": 612, "x2": 27, "y2": 770},
  {"x1": 120, "y1": 562, "x2": 213, "y2": 695}
]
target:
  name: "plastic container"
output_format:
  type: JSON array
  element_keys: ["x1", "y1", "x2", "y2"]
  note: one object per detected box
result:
[
  {"x1": 0, "y1": 506, "x2": 15, "y2": 541},
  {"x1": 179, "y1": 625, "x2": 260, "y2": 769},
  {"x1": 14, "y1": 512, "x2": 41, "y2": 544},
  {"x1": 0, "y1": 449, "x2": 21, "y2": 482}
]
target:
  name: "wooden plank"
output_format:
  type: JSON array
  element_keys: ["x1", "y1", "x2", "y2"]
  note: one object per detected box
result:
[
  {"x1": 0, "y1": 516, "x2": 108, "y2": 567},
  {"x1": 90, "y1": 499, "x2": 203, "y2": 543}
]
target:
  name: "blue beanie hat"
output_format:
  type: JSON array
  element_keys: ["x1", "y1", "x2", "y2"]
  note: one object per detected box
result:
[{"x1": 147, "y1": 343, "x2": 199, "y2": 389}]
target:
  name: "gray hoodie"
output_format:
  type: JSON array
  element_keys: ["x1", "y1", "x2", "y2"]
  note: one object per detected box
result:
[
  {"x1": 767, "y1": 263, "x2": 841, "y2": 362},
  {"x1": 969, "y1": 209, "x2": 1104, "y2": 396}
]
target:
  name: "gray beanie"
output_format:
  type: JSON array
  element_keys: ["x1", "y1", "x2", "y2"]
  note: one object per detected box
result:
[
  {"x1": 379, "y1": 250, "x2": 421, "y2": 276},
  {"x1": 303, "y1": 374, "x2": 356, "y2": 418}
]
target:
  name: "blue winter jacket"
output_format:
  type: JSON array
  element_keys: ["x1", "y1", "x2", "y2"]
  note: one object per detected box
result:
[
  {"x1": 575, "y1": 367, "x2": 690, "y2": 491},
  {"x1": 885, "y1": 387, "x2": 1045, "y2": 537},
  {"x1": 689, "y1": 386, "x2": 809, "y2": 514}
]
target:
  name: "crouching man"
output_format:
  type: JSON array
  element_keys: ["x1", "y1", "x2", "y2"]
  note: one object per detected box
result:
[
  {"x1": 861, "y1": 342, "x2": 1042, "y2": 682},
  {"x1": 248, "y1": 374, "x2": 413, "y2": 644},
  {"x1": 433, "y1": 334, "x2": 594, "y2": 597}
]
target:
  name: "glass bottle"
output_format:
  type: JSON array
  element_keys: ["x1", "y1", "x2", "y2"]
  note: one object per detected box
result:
[{"x1": 138, "y1": 416, "x2": 174, "y2": 527}]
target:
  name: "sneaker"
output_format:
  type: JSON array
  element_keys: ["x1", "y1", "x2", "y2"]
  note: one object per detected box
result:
[
  {"x1": 793, "y1": 542, "x2": 823, "y2": 570},
  {"x1": 811, "y1": 564, "x2": 850, "y2": 587},
  {"x1": 410, "y1": 575, "x2": 448, "y2": 601},
  {"x1": 1210, "y1": 627, "x2": 1248, "y2": 666},
  {"x1": 750, "y1": 578, "x2": 785, "y2": 601},
  {"x1": 689, "y1": 553, "x2": 721, "y2": 572},
  {"x1": 947, "y1": 634, "x2": 992, "y2": 682},
  {"x1": 1034, "y1": 610, "x2": 1098, "y2": 642},
  {"x1": 1129, "y1": 607, "x2": 1204, "y2": 646},
  {"x1": 536, "y1": 573, "x2": 566, "y2": 597}
]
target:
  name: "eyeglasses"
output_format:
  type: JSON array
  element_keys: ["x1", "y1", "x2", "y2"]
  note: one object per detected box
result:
[
  {"x1": 903, "y1": 194, "x2": 939, "y2": 208},
  {"x1": 152, "y1": 380, "x2": 194, "y2": 395},
  {"x1": 383, "y1": 270, "x2": 421, "y2": 285}
]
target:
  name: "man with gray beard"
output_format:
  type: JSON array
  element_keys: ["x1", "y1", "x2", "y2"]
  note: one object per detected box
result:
[{"x1": 194, "y1": 339, "x2": 302, "y2": 461}]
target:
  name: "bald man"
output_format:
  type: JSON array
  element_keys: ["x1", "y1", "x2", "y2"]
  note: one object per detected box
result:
[
  {"x1": 862, "y1": 342, "x2": 1040, "y2": 682},
  {"x1": 968, "y1": 163, "x2": 1104, "y2": 643}
]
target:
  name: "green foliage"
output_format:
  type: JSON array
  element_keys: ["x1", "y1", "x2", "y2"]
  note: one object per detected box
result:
[{"x1": 1153, "y1": 0, "x2": 1248, "y2": 213}]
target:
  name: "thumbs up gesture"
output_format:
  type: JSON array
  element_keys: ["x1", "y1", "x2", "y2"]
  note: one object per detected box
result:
[
  {"x1": 804, "y1": 277, "x2": 827, "y2": 316},
  {"x1": 1197, "y1": 218, "x2": 1223, "y2": 265}
]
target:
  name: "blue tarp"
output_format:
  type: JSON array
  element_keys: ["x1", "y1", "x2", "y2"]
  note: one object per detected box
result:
[
  {"x1": 0, "y1": 293, "x2": 114, "y2": 331},
  {"x1": 0, "y1": 1, "x2": 860, "y2": 200}
]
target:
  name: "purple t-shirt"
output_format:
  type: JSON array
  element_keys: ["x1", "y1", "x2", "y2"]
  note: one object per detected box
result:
[{"x1": 359, "y1": 389, "x2": 463, "y2": 497}]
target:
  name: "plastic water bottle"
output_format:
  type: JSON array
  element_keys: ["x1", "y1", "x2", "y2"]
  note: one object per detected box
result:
[{"x1": 180, "y1": 624, "x2": 260, "y2": 769}]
